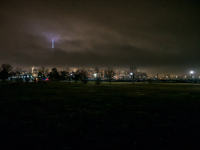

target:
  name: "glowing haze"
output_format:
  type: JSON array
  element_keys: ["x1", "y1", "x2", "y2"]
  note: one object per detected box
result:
[{"x1": 0, "y1": 0, "x2": 200, "y2": 74}]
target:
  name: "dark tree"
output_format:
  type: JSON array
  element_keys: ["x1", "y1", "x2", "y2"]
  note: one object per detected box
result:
[
  {"x1": 49, "y1": 67, "x2": 60, "y2": 81},
  {"x1": 0, "y1": 63, "x2": 13, "y2": 82},
  {"x1": 139, "y1": 72, "x2": 148, "y2": 83},
  {"x1": 105, "y1": 67, "x2": 115, "y2": 85},
  {"x1": 73, "y1": 70, "x2": 81, "y2": 83},
  {"x1": 60, "y1": 71, "x2": 67, "y2": 80},
  {"x1": 80, "y1": 69, "x2": 88, "y2": 84},
  {"x1": 74, "y1": 74, "x2": 80, "y2": 83},
  {"x1": 15, "y1": 67, "x2": 22, "y2": 75},
  {"x1": 9, "y1": 71, "x2": 16, "y2": 82}
]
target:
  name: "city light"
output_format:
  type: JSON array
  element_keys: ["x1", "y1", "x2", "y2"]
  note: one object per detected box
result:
[{"x1": 190, "y1": 71, "x2": 194, "y2": 74}]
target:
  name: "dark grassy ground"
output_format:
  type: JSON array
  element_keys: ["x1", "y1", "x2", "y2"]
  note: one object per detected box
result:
[{"x1": 0, "y1": 82, "x2": 200, "y2": 150}]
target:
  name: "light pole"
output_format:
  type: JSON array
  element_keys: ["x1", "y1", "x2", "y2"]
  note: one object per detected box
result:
[
  {"x1": 94, "y1": 73, "x2": 97, "y2": 78},
  {"x1": 190, "y1": 71, "x2": 194, "y2": 79},
  {"x1": 130, "y1": 72, "x2": 134, "y2": 84}
]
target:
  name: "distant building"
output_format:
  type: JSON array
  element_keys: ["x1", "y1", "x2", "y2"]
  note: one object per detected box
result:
[{"x1": 32, "y1": 67, "x2": 40, "y2": 77}]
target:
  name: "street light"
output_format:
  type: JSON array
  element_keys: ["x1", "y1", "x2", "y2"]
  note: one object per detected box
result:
[
  {"x1": 130, "y1": 72, "x2": 134, "y2": 84},
  {"x1": 190, "y1": 70, "x2": 194, "y2": 79}
]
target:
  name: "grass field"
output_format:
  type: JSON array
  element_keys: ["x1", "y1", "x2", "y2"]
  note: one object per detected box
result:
[{"x1": 1, "y1": 82, "x2": 200, "y2": 149}]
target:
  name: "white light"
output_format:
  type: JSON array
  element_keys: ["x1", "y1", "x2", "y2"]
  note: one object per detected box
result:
[
  {"x1": 94, "y1": 73, "x2": 97, "y2": 77},
  {"x1": 52, "y1": 38, "x2": 54, "y2": 49},
  {"x1": 130, "y1": 72, "x2": 133, "y2": 75},
  {"x1": 190, "y1": 71, "x2": 194, "y2": 74}
]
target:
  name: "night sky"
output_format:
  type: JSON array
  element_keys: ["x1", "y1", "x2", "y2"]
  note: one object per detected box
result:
[{"x1": 0, "y1": 0, "x2": 200, "y2": 74}]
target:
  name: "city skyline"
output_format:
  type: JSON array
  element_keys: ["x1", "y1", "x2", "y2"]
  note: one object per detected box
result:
[
  {"x1": 6, "y1": 65, "x2": 197, "y2": 79},
  {"x1": 0, "y1": 0, "x2": 200, "y2": 75}
]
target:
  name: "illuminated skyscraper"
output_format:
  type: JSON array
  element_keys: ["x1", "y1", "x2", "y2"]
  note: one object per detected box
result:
[
  {"x1": 52, "y1": 38, "x2": 54, "y2": 49},
  {"x1": 51, "y1": 38, "x2": 54, "y2": 53}
]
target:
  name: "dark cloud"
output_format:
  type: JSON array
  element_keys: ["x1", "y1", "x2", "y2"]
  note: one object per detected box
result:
[{"x1": 0, "y1": 0, "x2": 200, "y2": 74}]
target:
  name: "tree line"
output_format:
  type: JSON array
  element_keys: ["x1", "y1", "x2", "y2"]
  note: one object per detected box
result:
[{"x1": 0, "y1": 63, "x2": 125, "y2": 84}]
